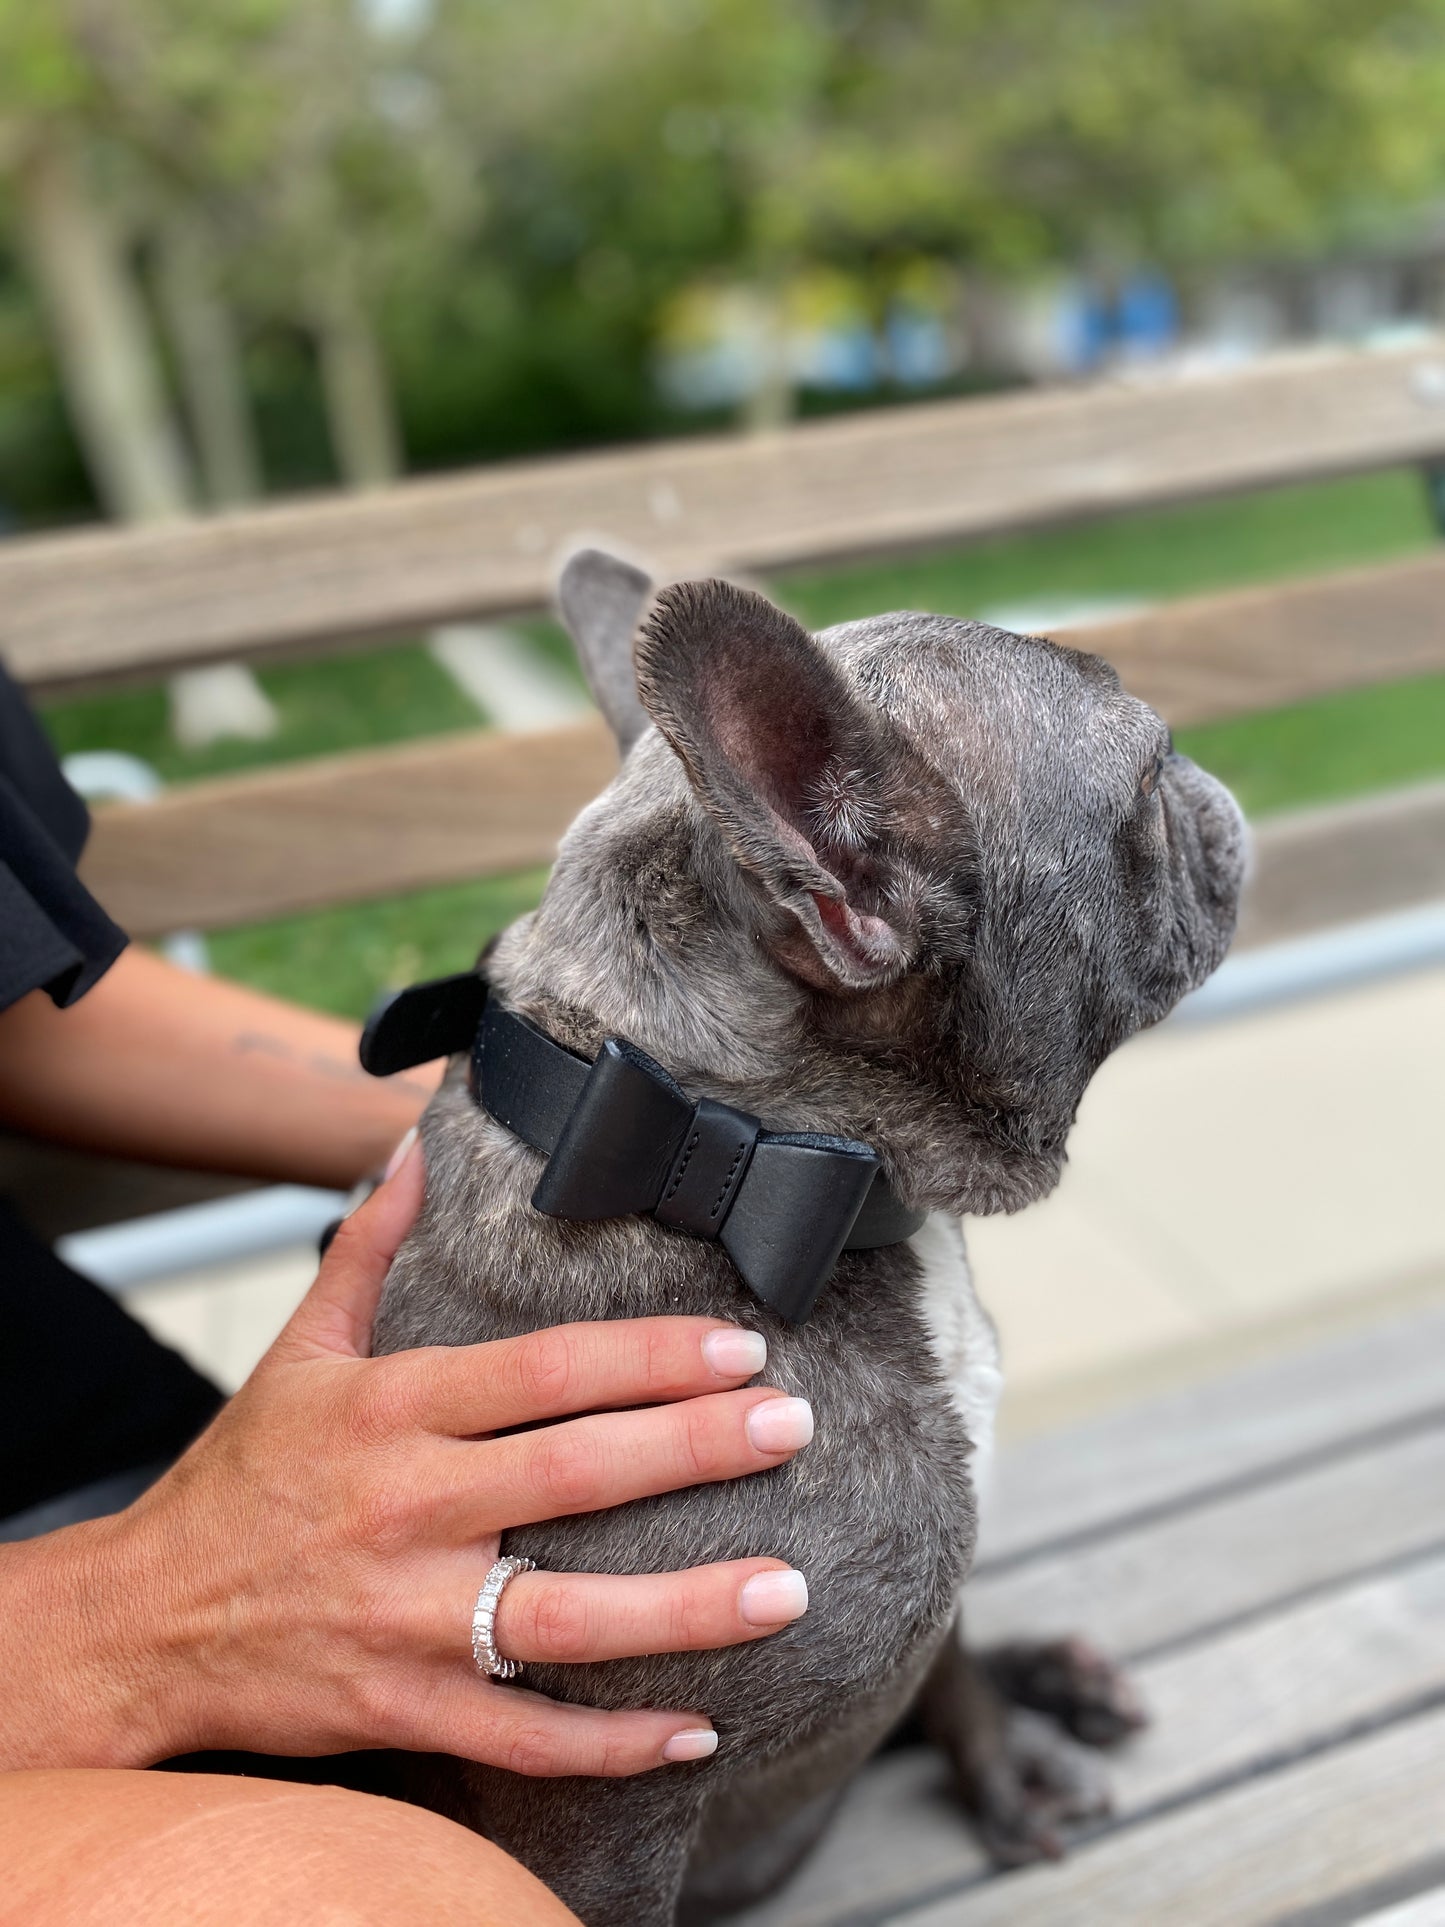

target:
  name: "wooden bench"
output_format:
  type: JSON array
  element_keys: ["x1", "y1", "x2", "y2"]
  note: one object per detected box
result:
[
  {"x1": 0, "y1": 339, "x2": 1440, "y2": 951},
  {"x1": 735, "y1": 1294, "x2": 1445, "y2": 1927},
  {"x1": 4, "y1": 341, "x2": 1445, "y2": 692}
]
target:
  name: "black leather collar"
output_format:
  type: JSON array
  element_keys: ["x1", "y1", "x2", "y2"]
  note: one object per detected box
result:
[{"x1": 361, "y1": 971, "x2": 926, "y2": 1325}]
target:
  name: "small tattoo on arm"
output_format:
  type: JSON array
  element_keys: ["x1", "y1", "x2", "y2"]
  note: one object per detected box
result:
[
  {"x1": 234, "y1": 1031, "x2": 292, "y2": 1063},
  {"x1": 233, "y1": 1031, "x2": 433, "y2": 1098}
]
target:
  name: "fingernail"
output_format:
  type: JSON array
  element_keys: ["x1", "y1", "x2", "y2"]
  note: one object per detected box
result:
[
  {"x1": 702, "y1": 1328, "x2": 768, "y2": 1378},
  {"x1": 745, "y1": 1396, "x2": 814, "y2": 1455},
  {"x1": 384, "y1": 1126, "x2": 418, "y2": 1182},
  {"x1": 740, "y1": 1569, "x2": 810, "y2": 1627},
  {"x1": 662, "y1": 1728, "x2": 719, "y2": 1763}
]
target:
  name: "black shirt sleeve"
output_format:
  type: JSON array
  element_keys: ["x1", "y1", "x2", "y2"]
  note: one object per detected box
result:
[
  {"x1": 0, "y1": 664, "x2": 128, "y2": 1014},
  {"x1": 0, "y1": 673, "x2": 217, "y2": 1527}
]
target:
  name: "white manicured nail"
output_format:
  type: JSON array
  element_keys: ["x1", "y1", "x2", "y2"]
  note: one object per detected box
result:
[
  {"x1": 702, "y1": 1328, "x2": 768, "y2": 1378},
  {"x1": 662, "y1": 1728, "x2": 719, "y2": 1763},
  {"x1": 384, "y1": 1127, "x2": 418, "y2": 1181},
  {"x1": 739, "y1": 1569, "x2": 810, "y2": 1627},
  {"x1": 745, "y1": 1397, "x2": 814, "y2": 1455}
]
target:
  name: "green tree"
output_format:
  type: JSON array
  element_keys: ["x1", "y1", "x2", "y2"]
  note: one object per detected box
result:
[{"x1": 0, "y1": 3, "x2": 195, "y2": 519}]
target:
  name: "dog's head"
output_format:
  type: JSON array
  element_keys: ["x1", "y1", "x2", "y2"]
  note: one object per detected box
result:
[{"x1": 546, "y1": 548, "x2": 1246, "y2": 1211}]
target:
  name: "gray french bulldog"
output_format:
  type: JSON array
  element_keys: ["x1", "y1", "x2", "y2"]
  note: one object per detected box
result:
[{"x1": 372, "y1": 550, "x2": 1246, "y2": 1924}]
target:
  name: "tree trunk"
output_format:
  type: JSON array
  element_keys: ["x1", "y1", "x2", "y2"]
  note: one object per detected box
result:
[
  {"x1": 308, "y1": 252, "x2": 403, "y2": 488},
  {"x1": 742, "y1": 280, "x2": 795, "y2": 434},
  {"x1": 16, "y1": 137, "x2": 277, "y2": 746},
  {"x1": 14, "y1": 134, "x2": 194, "y2": 521},
  {"x1": 153, "y1": 211, "x2": 264, "y2": 508}
]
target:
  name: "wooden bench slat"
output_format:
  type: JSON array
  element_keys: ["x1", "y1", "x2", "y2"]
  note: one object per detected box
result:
[
  {"x1": 980, "y1": 1296, "x2": 1445, "y2": 1567},
  {"x1": 6, "y1": 342, "x2": 1445, "y2": 689},
  {"x1": 740, "y1": 1550, "x2": 1445, "y2": 1926},
  {"x1": 79, "y1": 714, "x2": 1445, "y2": 944},
  {"x1": 79, "y1": 719, "x2": 619, "y2": 936},
  {"x1": 966, "y1": 1419, "x2": 1445, "y2": 1659},
  {"x1": 1109, "y1": 1551, "x2": 1445, "y2": 1814},
  {"x1": 1069, "y1": 546, "x2": 1445, "y2": 728},
  {"x1": 1237, "y1": 779, "x2": 1445, "y2": 948},
  {"x1": 899, "y1": 1703, "x2": 1445, "y2": 1927}
]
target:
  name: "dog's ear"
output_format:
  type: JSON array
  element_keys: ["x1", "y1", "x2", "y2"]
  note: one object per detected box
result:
[
  {"x1": 635, "y1": 577, "x2": 941, "y2": 992},
  {"x1": 555, "y1": 547, "x2": 654, "y2": 754}
]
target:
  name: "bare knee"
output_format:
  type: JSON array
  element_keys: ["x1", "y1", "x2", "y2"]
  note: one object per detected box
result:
[{"x1": 0, "y1": 1768, "x2": 579, "y2": 1925}]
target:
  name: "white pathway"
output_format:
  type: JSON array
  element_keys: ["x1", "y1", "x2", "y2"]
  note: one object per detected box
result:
[{"x1": 428, "y1": 624, "x2": 591, "y2": 730}]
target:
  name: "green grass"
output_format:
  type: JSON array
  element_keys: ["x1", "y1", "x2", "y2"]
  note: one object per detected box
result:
[
  {"x1": 206, "y1": 869, "x2": 551, "y2": 1021},
  {"x1": 1175, "y1": 672, "x2": 1445, "y2": 820},
  {"x1": 40, "y1": 638, "x2": 486, "y2": 784},
  {"x1": 36, "y1": 462, "x2": 1443, "y2": 1014},
  {"x1": 775, "y1": 467, "x2": 1437, "y2": 630}
]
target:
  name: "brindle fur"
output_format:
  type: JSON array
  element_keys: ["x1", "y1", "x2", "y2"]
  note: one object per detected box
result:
[{"x1": 373, "y1": 553, "x2": 1246, "y2": 1925}]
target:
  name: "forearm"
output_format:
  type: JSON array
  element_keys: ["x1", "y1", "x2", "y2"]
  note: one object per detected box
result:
[{"x1": 0, "y1": 947, "x2": 439, "y2": 1189}]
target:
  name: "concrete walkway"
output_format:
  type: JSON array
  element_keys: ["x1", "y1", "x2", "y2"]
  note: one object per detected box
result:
[
  {"x1": 974, "y1": 961, "x2": 1445, "y2": 1432},
  {"x1": 128, "y1": 965, "x2": 1445, "y2": 1423}
]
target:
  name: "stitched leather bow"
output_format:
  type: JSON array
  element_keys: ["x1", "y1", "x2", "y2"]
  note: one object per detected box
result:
[
  {"x1": 360, "y1": 973, "x2": 925, "y2": 1325},
  {"x1": 475, "y1": 1003, "x2": 924, "y2": 1325}
]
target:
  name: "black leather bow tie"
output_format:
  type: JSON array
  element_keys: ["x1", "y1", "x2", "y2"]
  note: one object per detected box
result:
[{"x1": 361, "y1": 971, "x2": 925, "y2": 1325}]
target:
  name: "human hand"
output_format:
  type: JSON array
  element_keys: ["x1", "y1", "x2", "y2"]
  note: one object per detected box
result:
[{"x1": 4, "y1": 1140, "x2": 812, "y2": 1779}]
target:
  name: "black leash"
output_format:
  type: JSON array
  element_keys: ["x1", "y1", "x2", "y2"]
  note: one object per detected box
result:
[{"x1": 361, "y1": 971, "x2": 925, "y2": 1325}]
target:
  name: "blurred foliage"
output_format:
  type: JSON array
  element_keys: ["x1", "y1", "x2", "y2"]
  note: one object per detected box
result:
[
  {"x1": 0, "y1": 251, "x2": 90, "y2": 519},
  {"x1": 5, "y1": 0, "x2": 1445, "y2": 518},
  {"x1": 8, "y1": 9, "x2": 1445, "y2": 1033}
]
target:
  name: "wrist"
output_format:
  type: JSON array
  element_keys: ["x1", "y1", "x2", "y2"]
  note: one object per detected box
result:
[{"x1": 0, "y1": 1508, "x2": 200, "y2": 1771}]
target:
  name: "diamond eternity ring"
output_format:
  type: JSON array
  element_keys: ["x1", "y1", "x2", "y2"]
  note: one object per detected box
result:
[{"x1": 471, "y1": 1555, "x2": 538, "y2": 1680}]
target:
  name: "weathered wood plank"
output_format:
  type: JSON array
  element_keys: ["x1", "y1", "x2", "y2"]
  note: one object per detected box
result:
[
  {"x1": 898, "y1": 1703, "x2": 1445, "y2": 1927},
  {"x1": 1235, "y1": 780, "x2": 1445, "y2": 949},
  {"x1": 1071, "y1": 547, "x2": 1445, "y2": 728},
  {"x1": 980, "y1": 1296, "x2": 1445, "y2": 1568},
  {"x1": 739, "y1": 1551, "x2": 1445, "y2": 1927},
  {"x1": 1108, "y1": 1551, "x2": 1445, "y2": 1814},
  {"x1": 966, "y1": 1420, "x2": 1445, "y2": 1658},
  {"x1": 6, "y1": 342, "x2": 1445, "y2": 689},
  {"x1": 733, "y1": 1750, "x2": 985, "y2": 1927},
  {"x1": 78, "y1": 695, "x2": 1445, "y2": 950},
  {"x1": 79, "y1": 719, "x2": 619, "y2": 936}
]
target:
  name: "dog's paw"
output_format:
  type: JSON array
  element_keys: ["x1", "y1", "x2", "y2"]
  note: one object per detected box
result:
[
  {"x1": 984, "y1": 1635, "x2": 1148, "y2": 1750},
  {"x1": 970, "y1": 1706, "x2": 1113, "y2": 1867}
]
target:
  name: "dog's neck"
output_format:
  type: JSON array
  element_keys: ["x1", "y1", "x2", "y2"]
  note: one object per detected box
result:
[{"x1": 485, "y1": 753, "x2": 1064, "y2": 1218}]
